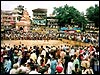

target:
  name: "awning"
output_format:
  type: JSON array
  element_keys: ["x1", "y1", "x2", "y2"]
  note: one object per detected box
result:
[{"x1": 60, "y1": 27, "x2": 68, "y2": 31}]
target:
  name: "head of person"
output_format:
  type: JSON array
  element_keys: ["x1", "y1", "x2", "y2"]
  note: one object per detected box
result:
[
  {"x1": 31, "y1": 64, "x2": 39, "y2": 71},
  {"x1": 73, "y1": 54, "x2": 77, "y2": 59},
  {"x1": 41, "y1": 46, "x2": 43, "y2": 48},
  {"x1": 6, "y1": 57, "x2": 10, "y2": 61},
  {"x1": 51, "y1": 57, "x2": 55, "y2": 60},
  {"x1": 13, "y1": 63, "x2": 18, "y2": 69},
  {"x1": 75, "y1": 64, "x2": 78, "y2": 69},
  {"x1": 47, "y1": 64, "x2": 50, "y2": 68},
  {"x1": 66, "y1": 51, "x2": 69, "y2": 55},
  {"x1": 41, "y1": 55, "x2": 44, "y2": 58},
  {"x1": 70, "y1": 58, "x2": 74, "y2": 62}
]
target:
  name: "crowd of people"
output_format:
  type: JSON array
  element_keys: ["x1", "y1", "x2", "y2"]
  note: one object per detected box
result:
[
  {"x1": 1, "y1": 43, "x2": 99, "y2": 74},
  {"x1": 1, "y1": 27, "x2": 99, "y2": 74},
  {"x1": 1, "y1": 30, "x2": 58, "y2": 40},
  {"x1": 58, "y1": 31, "x2": 99, "y2": 45},
  {"x1": 1, "y1": 28, "x2": 99, "y2": 46}
]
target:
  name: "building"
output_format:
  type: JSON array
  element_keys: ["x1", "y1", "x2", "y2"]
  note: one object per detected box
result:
[
  {"x1": 16, "y1": 9, "x2": 31, "y2": 32},
  {"x1": 47, "y1": 14, "x2": 58, "y2": 28},
  {"x1": 12, "y1": 8, "x2": 22, "y2": 22},
  {"x1": 32, "y1": 8, "x2": 47, "y2": 27},
  {"x1": 1, "y1": 10, "x2": 16, "y2": 30},
  {"x1": 84, "y1": 15, "x2": 95, "y2": 29}
]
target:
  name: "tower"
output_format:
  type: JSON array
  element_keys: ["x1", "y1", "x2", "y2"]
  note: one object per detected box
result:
[{"x1": 16, "y1": 9, "x2": 30, "y2": 32}]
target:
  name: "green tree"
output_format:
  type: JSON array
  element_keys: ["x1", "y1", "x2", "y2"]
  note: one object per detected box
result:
[
  {"x1": 53, "y1": 4, "x2": 87, "y2": 29},
  {"x1": 86, "y1": 4, "x2": 99, "y2": 27}
]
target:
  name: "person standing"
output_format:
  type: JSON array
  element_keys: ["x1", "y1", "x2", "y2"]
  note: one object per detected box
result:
[
  {"x1": 72, "y1": 64, "x2": 82, "y2": 74},
  {"x1": 50, "y1": 57, "x2": 57, "y2": 74},
  {"x1": 67, "y1": 58, "x2": 74, "y2": 74},
  {"x1": 3, "y1": 57, "x2": 12, "y2": 74},
  {"x1": 90, "y1": 54, "x2": 98, "y2": 74},
  {"x1": 64, "y1": 52, "x2": 71, "y2": 74},
  {"x1": 56, "y1": 58, "x2": 64, "y2": 74},
  {"x1": 30, "y1": 50, "x2": 37, "y2": 63},
  {"x1": 73, "y1": 54, "x2": 80, "y2": 69},
  {"x1": 10, "y1": 63, "x2": 18, "y2": 74}
]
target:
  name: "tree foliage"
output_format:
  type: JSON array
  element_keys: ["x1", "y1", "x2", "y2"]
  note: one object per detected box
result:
[
  {"x1": 52, "y1": 4, "x2": 87, "y2": 29},
  {"x1": 86, "y1": 4, "x2": 99, "y2": 27}
]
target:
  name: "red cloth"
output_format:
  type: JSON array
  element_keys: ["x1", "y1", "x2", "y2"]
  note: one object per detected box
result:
[
  {"x1": 80, "y1": 50, "x2": 84, "y2": 54},
  {"x1": 89, "y1": 46, "x2": 94, "y2": 52},
  {"x1": 56, "y1": 65, "x2": 63, "y2": 73},
  {"x1": 41, "y1": 63, "x2": 45, "y2": 67},
  {"x1": 80, "y1": 50, "x2": 82, "y2": 53}
]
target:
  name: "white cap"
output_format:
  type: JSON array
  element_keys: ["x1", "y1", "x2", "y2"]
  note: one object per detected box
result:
[
  {"x1": 1, "y1": 49, "x2": 4, "y2": 52},
  {"x1": 24, "y1": 49, "x2": 27, "y2": 51},
  {"x1": 3, "y1": 55, "x2": 8, "y2": 57}
]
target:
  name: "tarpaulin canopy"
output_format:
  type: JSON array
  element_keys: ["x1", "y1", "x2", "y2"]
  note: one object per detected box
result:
[
  {"x1": 72, "y1": 27, "x2": 81, "y2": 30},
  {"x1": 60, "y1": 27, "x2": 68, "y2": 31}
]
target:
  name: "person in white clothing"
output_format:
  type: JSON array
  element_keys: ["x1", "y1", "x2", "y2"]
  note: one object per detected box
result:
[
  {"x1": 17, "y1": 64, "x2": 27, "y2": 74},
  {"x1": 69, "y1": 47, "x2": 75, "y2": 56},
  {"x1": 41, "y1": 49, "x2": 46, "y2": 58},
  {"x1": 30, "y1": 50, "x2": 37, "y2": 63},
  {"x1": 67, "y1": 58, "x2": 74, "y2": 74},
  {"x1": 46, "y1": 58, "x2": 51, "y2": 65},
  {"x1": 10, "y1": 63, "x2": 18, "y2": 74},
  {"x1": 47, "y1": 64, "x2": 51, "y2": 74}
]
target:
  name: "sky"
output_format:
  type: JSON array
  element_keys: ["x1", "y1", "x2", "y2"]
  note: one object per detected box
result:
[{"x1": 1, "y1": 1, "x2": 99, "y2": 18}]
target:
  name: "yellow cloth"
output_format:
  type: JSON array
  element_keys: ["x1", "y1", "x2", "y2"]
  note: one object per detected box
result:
[
  {"x1": 76, "y1": 30, "x2": 81, "y2": 32},
  {"x1": 30, "y1": 53, "x2": 37, "y2": 62}
]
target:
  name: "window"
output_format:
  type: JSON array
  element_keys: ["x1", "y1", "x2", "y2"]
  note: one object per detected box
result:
[
  {"x1": 13, "y1": 17, "x2": 16, "y2": 20},
  {"x1": 8, "y1": 17, "x2": 11, "y2": 19}
]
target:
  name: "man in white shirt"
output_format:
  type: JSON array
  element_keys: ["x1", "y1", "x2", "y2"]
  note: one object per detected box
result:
[
  {"x1": 69, "y1": 47, "x2": 75, "y2": 56},
  {"x1": 67, "y1": 58, "x2": 74, "y2": 74},
  {"x1": 37, "y1": 55, "x2": 42, "y2": 66},
  {"x1": 41, "y1": 49, "x2": 46, "y2": 58}
]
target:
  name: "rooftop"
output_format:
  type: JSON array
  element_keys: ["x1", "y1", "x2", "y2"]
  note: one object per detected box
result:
[{"x1": 32, "y1": 8, "x2": 47, "y2": 13}]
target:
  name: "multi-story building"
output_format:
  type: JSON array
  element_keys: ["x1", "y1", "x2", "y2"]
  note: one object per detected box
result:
[
  {"x1": 47, "y1": 14, "x2": 58, "y2": 28},
  {"x1": 32, "y1": 8, "x2": 47, "y2": 27},
  {"x1": 12, "y1": 8, "x2": 22, "y2": 22},
  {"x1": 1, "y1": 10, "x2": 16, "y2": 30}
]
